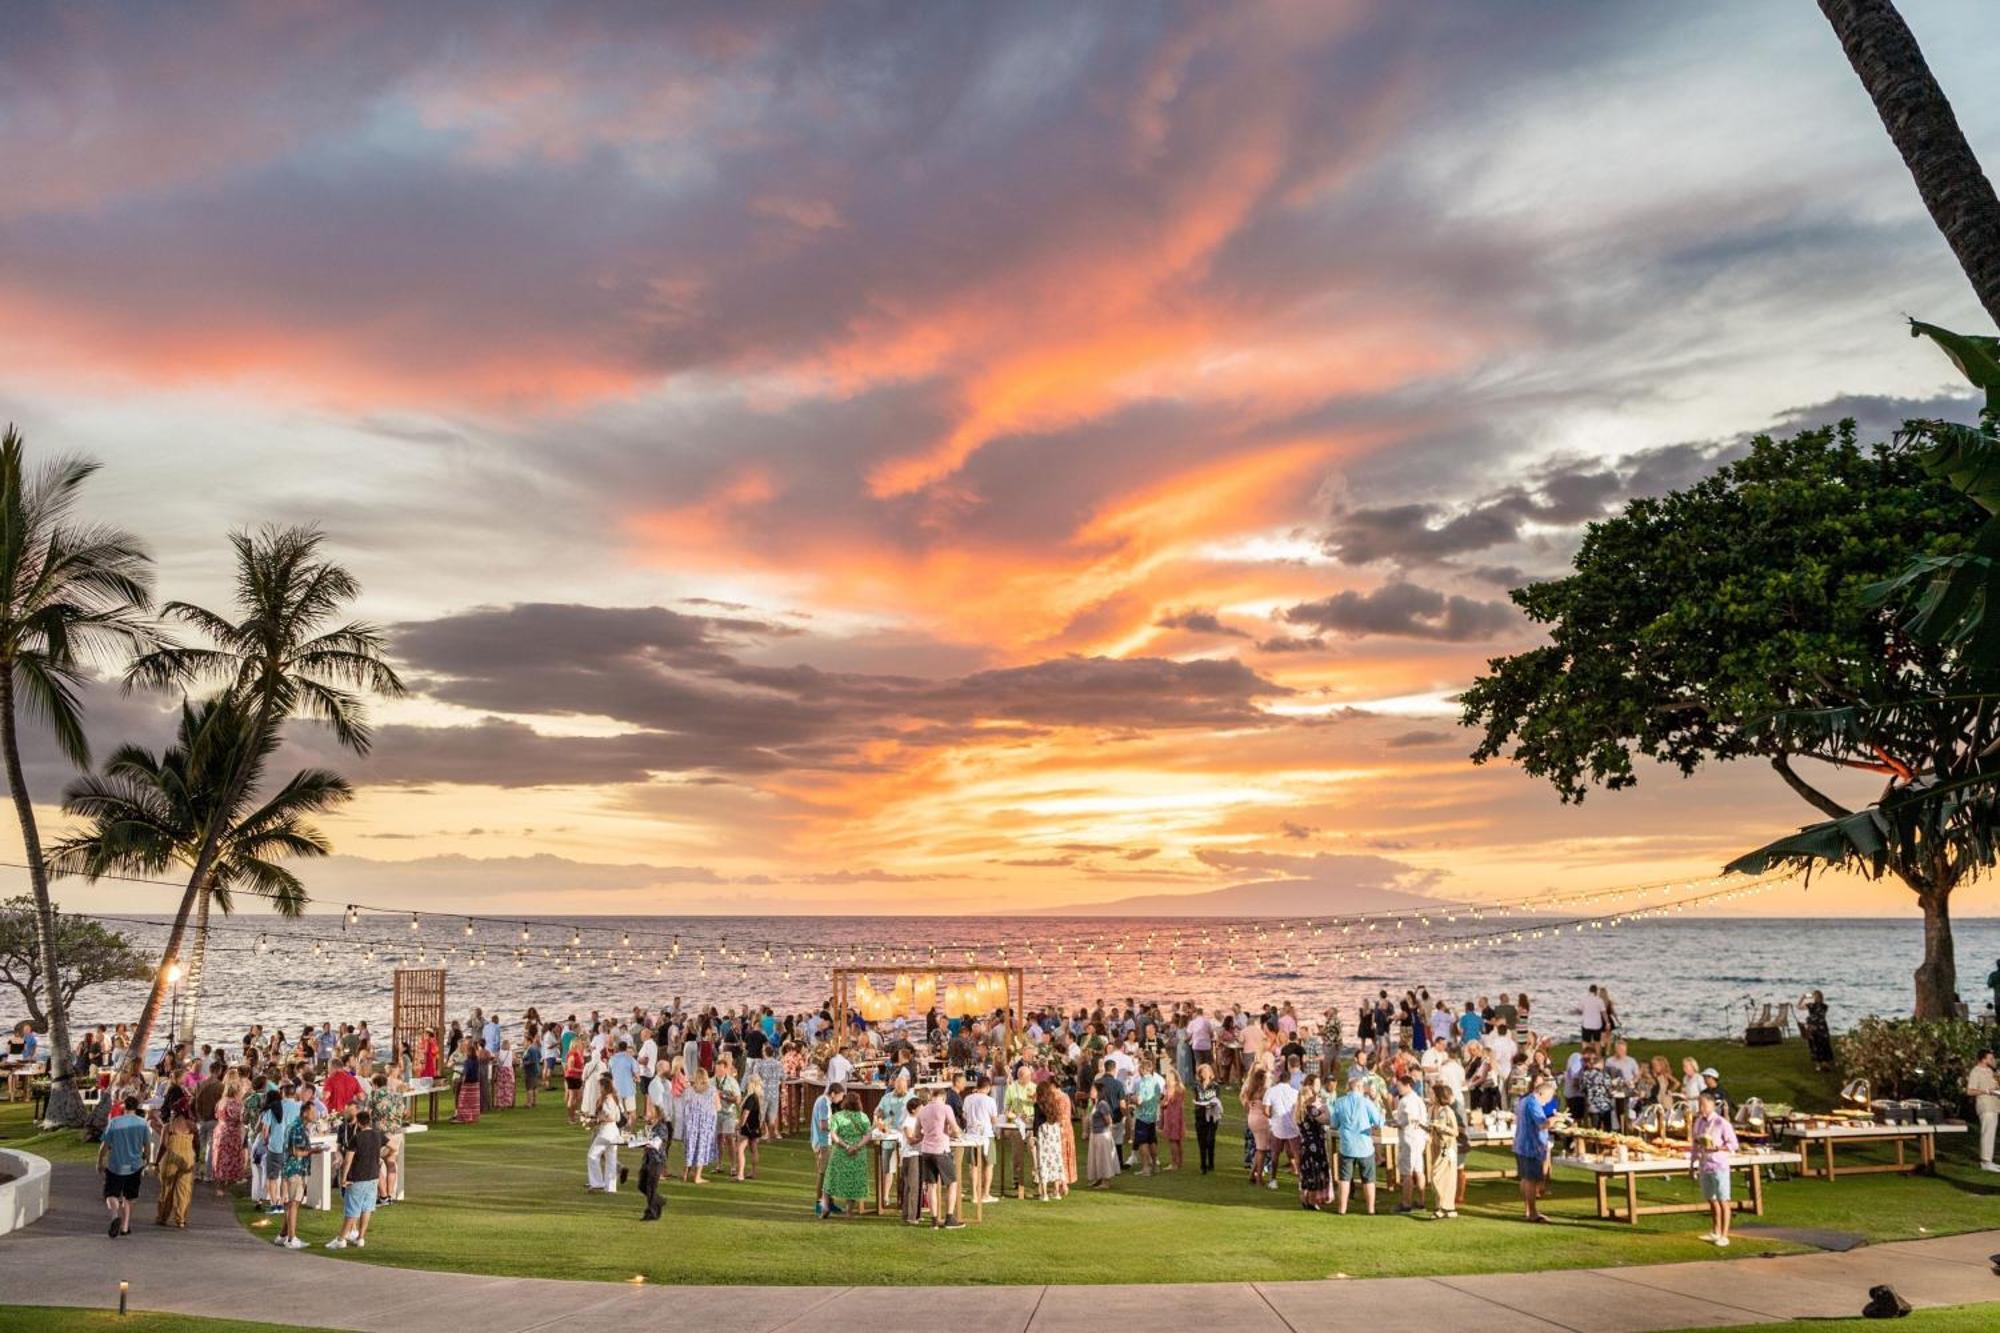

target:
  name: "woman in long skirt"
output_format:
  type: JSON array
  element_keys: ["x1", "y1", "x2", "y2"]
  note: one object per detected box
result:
[
  {"x1": 1800, "y1": 990, "x2": 1835, "y2": 1070},
  {"x1": 1296, "y1": 1078, "x2": 1333, "y2": 1210},
  {"x1": 209, "y1": 1075, "x2": 247, "y2": 1192},
  {"x1": 679, "y1": 1067, "x2": 719, "y2": 1184},
  {"x1": 494, "y1": 1038, "x2": 517, "y2": 1110},
  {"x1": 453, "y1": 1041, "x2": 483, "y2": 1123},
  {"x1": 1085, "y1": 1095, "x2": 1119, "y2": 1189},
  {"x1": 1032, "y1": 1082, "x2": 1067, "y2": 1201},
  {"x1": 1053, "y1": 1083, "x2": 1077, "y2": 1185}
]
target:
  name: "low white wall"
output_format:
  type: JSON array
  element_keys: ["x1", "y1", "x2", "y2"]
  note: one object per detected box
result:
[{"x1": 0, "y1": 1148, "x2": 51, "y2": 1235}]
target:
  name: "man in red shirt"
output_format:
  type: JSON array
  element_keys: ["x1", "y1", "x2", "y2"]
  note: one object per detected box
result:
[{"x1": 324, "y1": 1056, "x2": 363, "y2": 1114}]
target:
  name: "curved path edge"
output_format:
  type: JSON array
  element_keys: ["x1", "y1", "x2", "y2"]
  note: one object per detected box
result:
[{"x1": 3, "y1": 1163, "x2": 1996, "y2": 1332}]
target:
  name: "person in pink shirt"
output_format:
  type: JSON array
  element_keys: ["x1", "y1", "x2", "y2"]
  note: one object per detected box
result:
[
  {"x1": 915, "y1": 1093, "x2": 965, "y2": 1229},
  {"x1": 1688, "y1": 1091, "x2": 1740, "y2": 1247}
]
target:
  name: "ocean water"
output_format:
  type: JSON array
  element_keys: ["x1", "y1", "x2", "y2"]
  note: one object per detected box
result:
[{"x1": 42, "y1": 913, "x2": 2000, "y2": 1049}]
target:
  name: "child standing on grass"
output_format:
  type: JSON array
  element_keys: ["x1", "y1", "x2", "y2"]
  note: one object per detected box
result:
[{"x1": 1689, "y1": 1090, "x2": 1740, "y2": 1248}]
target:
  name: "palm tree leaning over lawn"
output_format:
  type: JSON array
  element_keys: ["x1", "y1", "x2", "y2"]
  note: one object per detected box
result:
[
  {"x1": 120, "y1": 526, "x2": 402, "y2": 1069},
  {"x1": 51, "y1": 694, "x2": 353, "y2": 1043},
  {"x1": 0, "y1": 426, "x2": 158, "y2": 1124}
]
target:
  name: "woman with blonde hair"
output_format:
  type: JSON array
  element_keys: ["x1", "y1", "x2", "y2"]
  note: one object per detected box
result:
[
  {"x1": 737, "y1": 1072, "x2": 765, "y2": 1181},
  {"x1": 1159, "y1": 1067, "x2": 1185, "y2": 1170},
  {"x1": 1242, "y1": 1064, "x2": 1273, "y2": 1185},
  {"x1": 1426, "y1": 1082, "x2": 1460, "y2": 1218},
  {"x1": 714, "y1": 1052, "x2": 741, "y2": 1180},
  {"x1": 679, "y1": 1065, "x2": 719, "y2": 1184}
]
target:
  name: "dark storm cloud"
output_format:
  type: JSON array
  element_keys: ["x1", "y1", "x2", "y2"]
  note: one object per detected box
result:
[
  {"x1": 1383, "y1": 730, "x2": 1456, "y2": 749},
  {"x1": 1154, "y1": 608, "x2": 1251, "y2": 639},
  {"x1": 361, "y1": 602, "x2": 1295, "y2": 786},
  {"x1": 1281, "y1": 582, "x2": 1516, "y2": 642}
]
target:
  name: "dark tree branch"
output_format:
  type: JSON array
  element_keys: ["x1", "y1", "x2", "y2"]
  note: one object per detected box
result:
[{"x1": 1773, "y1": 752, "x2": 1855, "y2": 820}]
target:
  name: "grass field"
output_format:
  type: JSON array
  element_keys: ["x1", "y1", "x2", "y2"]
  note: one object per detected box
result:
[
  {"x1": 6, "y1": 1038, "x2": 1996, "y2": 1286},
  {"x1": 0, "y1": 1310, "x2": 298, "y2": 1333}
]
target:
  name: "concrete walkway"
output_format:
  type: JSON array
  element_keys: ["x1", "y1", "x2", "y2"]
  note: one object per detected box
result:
[{"x1": 4, "y1": 1162, "x2": 1997, "y2": 1332}]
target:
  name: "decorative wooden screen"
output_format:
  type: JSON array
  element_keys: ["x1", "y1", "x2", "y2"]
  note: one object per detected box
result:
[{"x1": 392, "y1": 968, "x2": 447, "y2": 1059}]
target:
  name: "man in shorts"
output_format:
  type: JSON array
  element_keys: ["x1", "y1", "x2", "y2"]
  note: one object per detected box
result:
[
  {"x1": 1689, "y1": 1090, "x2": 1741, "y2": 1246},
  {"x1": 275, "y1": 1101, "x2": 323, "y2": 1250},
  {"x1": 1329, "y1": 1074, "x2": 1383, "y2": 1215},
  {"x1": 98, "y1": 1093, "x2": 152, "y2": 1238},
  {"x1": 1514, "y1": 1077, "x2": 1556, "y2": 1223},
  {"x1": 328, "y1": 1107, "x2": 386, "y2": 1249},
  {"x1": 916, "y1": 1086, "x2": 965, "y2": 1228}
]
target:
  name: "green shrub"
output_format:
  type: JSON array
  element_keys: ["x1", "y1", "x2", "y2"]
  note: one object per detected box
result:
[{"x1": 1834, "y1": 1016, "x2": 1989, "y2": 1105}]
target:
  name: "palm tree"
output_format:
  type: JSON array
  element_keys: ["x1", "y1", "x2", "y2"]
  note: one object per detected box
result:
[
  {"x1": 50, "y1": 695, "x2": 352, "y2": 1043},
  {"x1": 0, "y1": 427, "x2": 156, "y2": 1125},
  {"x1": 1819, "y1": 0, "x2": 2000, "y2": 325},
  {"x1": 120, "y1": 526, "x2": 402, "y2": 1068}
]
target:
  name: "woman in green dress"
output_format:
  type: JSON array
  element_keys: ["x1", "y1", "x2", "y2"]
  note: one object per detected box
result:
[{"x1": 822, "y1": 1091, "x2": 872, "y2": 1218}]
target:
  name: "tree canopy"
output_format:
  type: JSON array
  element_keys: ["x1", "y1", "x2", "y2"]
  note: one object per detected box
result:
[
  {"x1": 0, "y1": 894, "x2": 149, "y2": 1032},
  {"x1": 1461, "y1": 423, "x2": 1990, "y2": 1014}
]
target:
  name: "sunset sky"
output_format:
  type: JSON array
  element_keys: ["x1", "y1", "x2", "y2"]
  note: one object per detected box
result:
[{"x1": 5, "y1": 1, "x2": 1999, "y2": 918}]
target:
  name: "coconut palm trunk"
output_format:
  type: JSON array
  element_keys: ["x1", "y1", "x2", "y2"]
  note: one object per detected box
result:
[
  {"x1": 1819, "y1": 0, "x2": 2000, "y2": 326},
  {"x1": 123, "y1": 691, "x2": 272, "y2": 1073},
  {"x1": 178, "y1": 886, "x2": 213, "y2": 1046},
  {"x1": 0, "y1": 669, "x2": 81, "y2": 1124}
]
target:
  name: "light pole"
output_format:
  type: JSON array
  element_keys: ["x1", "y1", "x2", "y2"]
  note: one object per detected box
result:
[{"x1": 164, "y1": 962, "x2": 182, "y2": 1062}]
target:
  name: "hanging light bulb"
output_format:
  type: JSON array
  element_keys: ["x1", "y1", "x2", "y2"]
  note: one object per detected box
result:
[
  {"x1": 409, "y1": 912, "x2": 420, "y2": 932},
  {"x1": 345, "y1": 905, "x2": 359, "y2": 928},
  {"x1": 570, "y1": 927, "x2": 582, "y2": 947},
  {"x1": 464, "y1": 918, "x2": 474, "y2": 937},
  {"x1": 255, "y1": 933, "x2": 269, "y2": 955},
  {"x1": 520, "y1": 924, "x2": 530, "y2": 942},
  {"x1": 621, "y1": 931, "x2": 631, "y2": 947}
]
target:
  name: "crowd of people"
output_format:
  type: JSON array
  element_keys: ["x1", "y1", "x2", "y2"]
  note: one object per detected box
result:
[{"x1": 30, "y1": 979, "x2": 1963, "y2": 1251}]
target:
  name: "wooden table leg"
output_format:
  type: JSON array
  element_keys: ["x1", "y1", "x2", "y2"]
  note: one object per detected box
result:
[
  {"x1": 1748, "y1": 1164, "x2": 1764, "y2": 1215},
  {"x1": 1895, "y1": 1137, "x2": 1906, "y2": 1172},
  {"x1": 1921, "y1": 1133, "x2": 1935, "y2": 1173},
  {"x1": 1825, "y1": 1138, "x2": 1836, "y2": 1181},
  {"x1": 1624, "y1": 1170, "x2": 1638, "y2": 1224},
  {"x1": 954, "y1": 1145, "x2": 967, "y2": 1224}
]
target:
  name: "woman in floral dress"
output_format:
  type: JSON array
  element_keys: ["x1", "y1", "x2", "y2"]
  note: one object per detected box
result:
[
  {"x1": 209, "y1": 1072, "x2": 247, "y2": 1191},
  {"x1": 679, "y1": 1066, "x2": 719, "y2": 1184},
  {"x1": 1295, "y1": 1075, "x2": 1333, "y2": 1210},
  {"x1": 822, "y1": 1091, "x2": 871, "y2": 1217},
  {"x1": 713, "y1": 1054, "x2": 741, "y2": 1179},
  {"x1": 1032, "y1": 1080, "x2": 1067, "y2": 1200}
]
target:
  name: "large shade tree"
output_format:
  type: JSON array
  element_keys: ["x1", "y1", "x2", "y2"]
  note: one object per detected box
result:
[
  {"x1": 0, "y1": 895, "x2": 148, "y2": 1035},
  {"x1": 119, "y1": 527, "x2": 401, "y2": 1068},
  {"x1": 51, "y1": 694, "x2": 352, "y2": 1043},
  {"x1": 0, "y1": 428, "x2": 156, "y2": 1123},
  {"x1": 1462, "y1": 425, "x2": 1989, "y2": 1017}
]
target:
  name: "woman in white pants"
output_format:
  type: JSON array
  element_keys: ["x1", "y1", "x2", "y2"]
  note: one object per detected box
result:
[{"x1": 587, "y1": 1073, "x2": 624, "y2": 1192}]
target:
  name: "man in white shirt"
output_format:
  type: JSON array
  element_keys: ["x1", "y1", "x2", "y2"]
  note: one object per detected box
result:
[
  {"x1": 1188, "y1": 1009, "x2": 1214, "y2": 1064},
  {"x1": 635, "y1": 1030, "x2": 658, "y2": 1101},
  {"x1": 1578, "y1": 985, "x2": 1608, "y2": 1043},
  {"x1": 1486, "y1": 1026, "x2": 1518, "y2": 1081},
  {"x1": 961, "y1": 1071, "x2": 1000, "y2": 1203},
  {"x1": 1263, "y1": 1077, "x2": 1301, "y2": 1189},
  {"x1": 1967, "y1": 1048, "x2": 2000, "y2": 1171},
  {"x1": 826, "y1": 1048, "x2": 855, "y2": 1087}
]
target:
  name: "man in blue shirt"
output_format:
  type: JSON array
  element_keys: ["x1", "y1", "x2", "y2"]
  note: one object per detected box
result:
[
  {"x1": 1328, "y1": 1074, "x2": 1384, "y2": 1215},
  {"x1": 810, "y1": 1080, "x2": 844, "y2": 1217},
  {"x1": 98, "y1": 1093, "x2": 152, "y2": 1238},
  {"x1": 1456, "y1": 1002, "x2": 1485, "y2": 1046},
  {"x1": 1513, "y1": 1077, "x2": 1557, "y2": 1222},
  {"x1": 608, "y1": 1041, "x2": 638, "y2": 1112}
]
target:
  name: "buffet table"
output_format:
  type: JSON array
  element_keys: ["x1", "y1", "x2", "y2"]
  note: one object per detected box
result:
[
  {"x1": 1777, "y1": 1121, "x2": 1966, "y2": 1179},
  {"x1": 1554, "y1": 1148, "x2": 1801, "y2": 1224},
  {"x1": 0, "y1": 1062, "x2": 45, "y2": 1104}
]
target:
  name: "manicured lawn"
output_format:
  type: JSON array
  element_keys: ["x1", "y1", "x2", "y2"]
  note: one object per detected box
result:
[
  {"x1": 0, "y1": 1309, "x2": 297, "y2": 1333},
  {"x1": 11, "y1": 1039, "x2": 1997, "y2": 1287},
  {"x1": 1665, "y1": 1304, "x2": 2000, "y2": 1333},
  {"x1": 0, "y1": 1099, "x2": 104, "y2": 1163},
  {"x1": 233, "y1": 1039, "x2": 1998, "y2": 1285}
]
